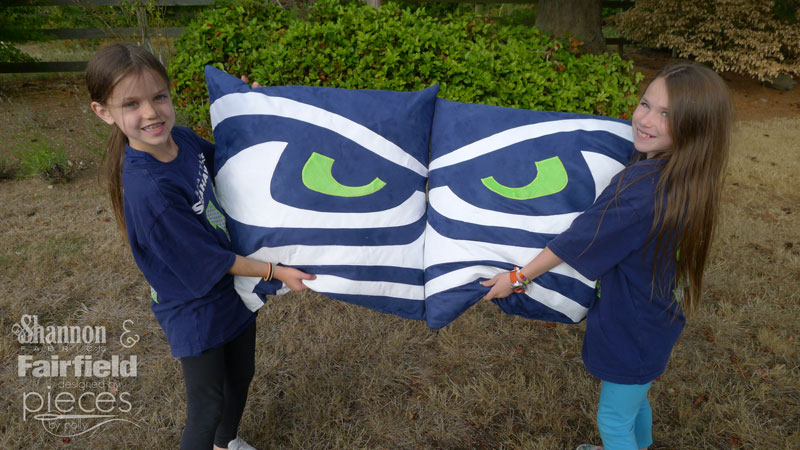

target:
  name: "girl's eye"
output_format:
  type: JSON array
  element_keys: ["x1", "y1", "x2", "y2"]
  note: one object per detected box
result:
[
  {"x1": 640, "y1": 101, "x2": 649, "y2": 108},
  {"x1": 661, "y1": 111, "x2": 668, "y2": 118},
  {"x1": 155, "y1": 94, "x2": 168, "y2": 101},
  {"x1": 123, "y1": 102, "x2": 138, "y2": 108}
]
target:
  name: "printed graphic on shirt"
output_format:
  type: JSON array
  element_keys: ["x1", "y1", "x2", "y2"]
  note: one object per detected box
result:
[
  {"x1": 150, "y1": 286, "x2": 158, "y2": 304},
  {"x1": 205, "y1": 201, "x2": 230, "y2": 242},
  {"x1": 192, "y1": 154, "x2": 210, "y2": 215}
]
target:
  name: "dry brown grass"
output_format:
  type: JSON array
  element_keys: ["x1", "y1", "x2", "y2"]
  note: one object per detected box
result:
[{"x1": 1, "y1": 74, "x2": 798, "y2": 450}]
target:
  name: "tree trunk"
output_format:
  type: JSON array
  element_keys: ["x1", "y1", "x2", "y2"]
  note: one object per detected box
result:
[{"x1": 535, "y1": 0, "x2": 607, "y2": 54}]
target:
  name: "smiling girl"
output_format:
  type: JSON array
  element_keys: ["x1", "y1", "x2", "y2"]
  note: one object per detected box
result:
[
  {"x1": 483, "y1": 62, "x2": 733, "y2": 449},
  {"x1": 87, "y1": 42, "x2": 314, "y2": 450}
]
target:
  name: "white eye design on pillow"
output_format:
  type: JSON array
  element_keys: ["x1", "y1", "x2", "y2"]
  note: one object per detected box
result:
[
  {"x1": 206, "y1": 72, "x2": 437, "y2": 319},
  {"x1": 212, "y1": 92, "x2": 427, "y2": 230},
  {"x1": 215, "y1": 141, "x2": 425, "y2": 230},
  {"x1": 425, "y1": 112, "x2": 633, "y2": 328},
  {"x1": 214, "y1": 138, "x2": 426, "y2": 308},
  {"x1": 206, "y1": 66, "x2": 638, "y2": 327}
]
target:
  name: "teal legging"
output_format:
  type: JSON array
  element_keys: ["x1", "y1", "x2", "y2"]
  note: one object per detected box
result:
[{"x1": 597, "y1": 380, "x2": 654, "y2": 450}]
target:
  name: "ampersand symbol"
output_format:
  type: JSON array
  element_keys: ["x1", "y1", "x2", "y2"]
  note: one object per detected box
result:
[{"x1": 119, "y1": 320, "x2": 140, "y2": 349}]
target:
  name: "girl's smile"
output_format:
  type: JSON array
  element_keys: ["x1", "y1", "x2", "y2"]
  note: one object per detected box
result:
[{"x1": 142, "y1": 122, "x2": 167, "y2": 133}]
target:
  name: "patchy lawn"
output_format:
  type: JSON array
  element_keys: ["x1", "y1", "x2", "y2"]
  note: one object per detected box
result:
[{"x1": 1, "y1": 49, "x2": 798, "y2": 449}]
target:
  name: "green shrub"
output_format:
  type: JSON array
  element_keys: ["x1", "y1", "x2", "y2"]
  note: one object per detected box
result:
[
  {"x1": 1, "y1": 5, "x2": 51, "y2": 62},
  {"x1": 0, "y1": 42, "x2": 37, "y2": 63},
  {"x1": 170, "y1": 0, "x2": 642, "y2": 132},
  {"x1": 387, "y1": 0, "x2": 474, "y2": 17},
  {"x1": 14, "y1": 134, "x2": 73, "y2": 183},
  {"x1": 612, "y1": 0, "x2": 800, "y2": 81}
]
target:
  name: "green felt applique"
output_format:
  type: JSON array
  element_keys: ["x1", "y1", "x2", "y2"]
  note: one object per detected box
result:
[
  {"x1": 481, "y1": 156, "x2": 568, "y2": 200},
  {"x1": 302, "y1": 152, "x2": 386, "y2": 197}
]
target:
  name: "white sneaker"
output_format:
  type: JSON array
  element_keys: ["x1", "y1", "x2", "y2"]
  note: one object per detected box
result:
[
  {"x1": 227, "y1": 437, "x2": 257, "y2": 450},
  {"x1": 575, "y1": 445, "x2": 603, "y2": 450}
]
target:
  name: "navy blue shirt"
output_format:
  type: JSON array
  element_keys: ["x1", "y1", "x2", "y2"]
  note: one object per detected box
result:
[
  {"x1": 547, "y1": 159, "x2": 685, "y2": 385},
  {"x1": 122, "y1": 126, "x2": 256, "y2": 358}
]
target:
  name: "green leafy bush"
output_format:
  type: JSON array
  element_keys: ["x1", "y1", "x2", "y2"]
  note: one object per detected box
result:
[
  {"x1": 0, "y1": 5, "x2": 45, "y2": 62},
  {"x1": 0, "y1": 42, "x2": 36, "y2": 63},
  {"x1": 170, "y1": 0, "x2": 642, "y2": 131}
]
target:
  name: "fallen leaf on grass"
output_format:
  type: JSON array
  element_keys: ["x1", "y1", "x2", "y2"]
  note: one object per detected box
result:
[
  {"x1": 693, "y1": 393, "x2": 709, "y2": 406},
  {"x1": 725, "y1": 435, "x2": 743, "y2": 447},
  {"x1": 697, "y1": 329, "x2": 715, "y2": 342},
  {"x1": 727, "y1": 349, "x2": 740, "y2": 364}
]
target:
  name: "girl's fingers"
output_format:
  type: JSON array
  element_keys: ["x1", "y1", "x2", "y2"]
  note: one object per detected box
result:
[
  {"x1": 481, "y1": 276, "x2": 498, "y2": 287},
  {"x1": 239, "y1": 75, "x2": 259, "y2": 88}
]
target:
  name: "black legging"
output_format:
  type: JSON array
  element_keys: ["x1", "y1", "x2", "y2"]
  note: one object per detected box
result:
[{"x1": 179, "y1": 321, "x2": 256, "y2": 449}]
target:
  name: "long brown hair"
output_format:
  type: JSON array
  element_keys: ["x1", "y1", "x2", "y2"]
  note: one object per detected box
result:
[
  {"x1": 643, "y1": 62, "x2": 732, "y2": 316},
  {"x1": 86, "y1": 42, "x2": 170, "y2": 235}
]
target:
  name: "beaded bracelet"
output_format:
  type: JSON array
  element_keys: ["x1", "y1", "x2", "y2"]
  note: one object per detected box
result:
[
  {"x1": 509, "y1": 266, "x2": 530, "y2": 293},
  {"x1": 516, "y1": 267, "x2": 530, "y2": 285}
]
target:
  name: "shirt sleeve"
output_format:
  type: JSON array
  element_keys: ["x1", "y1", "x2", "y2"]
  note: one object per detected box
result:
[
  {"x1": 144, "y1": 196, "x2": 237, "y2": 299},
  {"x1": 547, "y1": 168, "x2": 657, "y2": 281}
]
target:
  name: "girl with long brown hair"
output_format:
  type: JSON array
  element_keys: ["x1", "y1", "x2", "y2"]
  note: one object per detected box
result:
[
  {"x1": 87, "y1": 42, "x2": 315, "y2": 450},
  {"x1": 483, "y1": 62, "x2": 732, "y2": 449}
]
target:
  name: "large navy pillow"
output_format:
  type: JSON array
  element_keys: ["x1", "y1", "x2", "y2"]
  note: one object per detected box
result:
[
  {"x1": 206, "y1": 66, "x2": 438, "y2": 321},
  {"x1": 425, "y1": 99, "x2": 634, "y2": 329}
]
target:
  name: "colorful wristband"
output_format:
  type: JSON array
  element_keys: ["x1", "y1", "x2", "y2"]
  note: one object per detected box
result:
[
  {"x1": 509, "y1": 269, "x2": 525, "y2": 293},
  {"x1": 263, "y1": 262, "x2": 273, "y2": 282}
]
